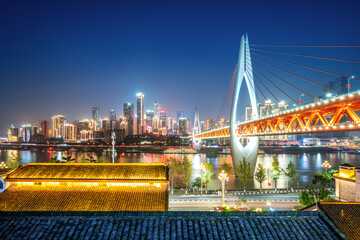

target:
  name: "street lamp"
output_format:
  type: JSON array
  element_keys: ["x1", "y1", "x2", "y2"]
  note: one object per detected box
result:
[
  {"x1": 265, "y1": 166, "x2": 271, "y2": 191},
  {"x1": 322, "y1": 160, "x2": 331, "y2": 173},
  {"x1": 267, "y1": 201, "x2": 271, "y2": 210},
  {"x1": 218, "y1": 170, "x2": 228, "y2": 207},
  {"x1": 200, "y1": 163, "x2": 205, "y2": 195},
  {"x1": 298, "y1": 94, "x2": 304, "y2": 106}
]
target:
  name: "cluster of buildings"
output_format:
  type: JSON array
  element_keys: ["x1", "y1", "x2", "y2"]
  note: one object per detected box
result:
[{"x1": 7, "y1": 92, "x2": 195, "y2": 144}]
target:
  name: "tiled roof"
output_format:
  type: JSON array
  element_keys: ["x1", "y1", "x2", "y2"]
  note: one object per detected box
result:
[
  {"x1": 0, "y1": 184, "x2": 168, "y2": 211},
  {"x1": 0, "y1": 211, "x2": 342, "y2": 240},
  {"x1": 320, "y1": 202, "x2": 360, "y2": 240},
  {"x1": 5, "y1": 163, "x2": 168, "y2": 182}
]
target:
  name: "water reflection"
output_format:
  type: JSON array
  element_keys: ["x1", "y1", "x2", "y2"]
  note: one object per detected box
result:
[{"x1": 0, "y1": 150, "x2": 359, "y2": 190}]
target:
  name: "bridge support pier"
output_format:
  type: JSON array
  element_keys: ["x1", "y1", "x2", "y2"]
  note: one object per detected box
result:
[
  {"x1": 192, "y1": 107, "x2": 202, "y2": 151},
  {"x1": 230, "y1": 34, "x2": 259, "y2": 175}
]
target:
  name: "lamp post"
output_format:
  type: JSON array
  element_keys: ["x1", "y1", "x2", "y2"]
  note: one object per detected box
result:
[
  {"x1": 322, "y1": 160, "x2": 331, "y2": 173},
  {"x1": 218, "y1": 170, "x2": 228, "y2": 207},
  {"x1": 267, "y1": 201, "x2": 271, "y2": 210},
  {"x1": 298, "y1": 93, "x2": 304, "y2": 106},
  {"x1": 111, "y1": 131, "x2": 116, "y2": 163},
  {"x1": 200, "y1": 163, "x2": 205, "y2": 195},
  {"x1": 266, "y1": 166, "x2": 271, "y2": 191}
]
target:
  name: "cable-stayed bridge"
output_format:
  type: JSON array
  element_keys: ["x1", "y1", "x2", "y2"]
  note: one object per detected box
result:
[{"x1": 192, "y1": 34, "x2": 360, "y2": 172}]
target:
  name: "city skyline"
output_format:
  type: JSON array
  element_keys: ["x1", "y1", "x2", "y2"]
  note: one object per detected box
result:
[{"x1": 1, "y1": 1, "x2": 360, "y2": 136}]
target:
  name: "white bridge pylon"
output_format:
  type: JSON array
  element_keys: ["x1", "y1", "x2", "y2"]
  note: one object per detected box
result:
[
  {"x1": 192, "y1": 107, "x2": 202, "y2": 150},
  {"x1": 230, "y1": 34, "x2": 259, "y2": 175}
]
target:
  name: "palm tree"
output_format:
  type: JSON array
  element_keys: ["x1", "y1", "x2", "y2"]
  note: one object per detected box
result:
[{"x1": 270, "y1": 157, "x2": 280, "y2": 191}]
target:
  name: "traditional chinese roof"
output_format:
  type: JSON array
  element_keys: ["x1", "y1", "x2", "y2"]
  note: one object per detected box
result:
[
  {"x1": 0, "y1": 184, "x2": 168, "y2": 211},
  {"x1": 319, "y1": 202, "x2": 360, "y2": 240},
  {"x1": 5, "y1": 163, "x2": 169, "y2": 182},
  {"x1": 0, "y1": 211, "x2": 343, "y2": 240}
]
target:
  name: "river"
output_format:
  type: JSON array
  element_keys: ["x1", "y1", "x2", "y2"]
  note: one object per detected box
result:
[{"x1": 1, "y1": 149, "x2": 359, "y2": 191}]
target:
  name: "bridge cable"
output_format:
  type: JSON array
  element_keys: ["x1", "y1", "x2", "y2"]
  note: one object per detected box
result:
[
  {"x1": 247, "y1": 65, "x2": 281, "y2": 102},
  {"x1": 244, "y1": 69, "x2": 265, "y2": 104},
  {"x1": 216, "y1": 65, "x2": 238, "y2": 122},
  {"x1": 250, "y1": 44, "x2": 360, "y2": 48},
  {"x1": 251, "y1": 66, "x2": 297, "y2": 104},
  {"x1": 251, "y1": 54, "x2": 343, "y2": 94},
  {"x1": 251, "y1": 52, "x2": 360, "y2": 82},
  {"x1": 250, "y1": 48, "x2": 360, "y2": 63},
  {"x1": 252, "y1": 61, "x2": 316, "y2": 101}
]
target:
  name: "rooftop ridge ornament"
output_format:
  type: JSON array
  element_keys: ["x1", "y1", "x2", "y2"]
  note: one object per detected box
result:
[{"x1": 230, "y1": 34, "x2": 259, "y2": 175}]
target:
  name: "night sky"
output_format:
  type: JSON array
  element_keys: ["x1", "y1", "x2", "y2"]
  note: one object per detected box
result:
[{"x1": 1, "y1": 0, "x2": 359, "y2": 136}]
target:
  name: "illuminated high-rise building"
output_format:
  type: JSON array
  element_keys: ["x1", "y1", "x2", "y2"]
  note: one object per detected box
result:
[
  {"x1": 136, "y1": 92, "x2": 144, "y2": 135},
  {"x1": 92, "y1": 107, "x2": 99, "y2": 129},
  {"x1": 160, "y1": 110, "x2": 167, "y2": 128},
  {"x1": 206, "y1": 119, "x2": 214, "y2": 131},
  {"x1": 102, "y1": 118, "x2": 110, "y2": 131},
  {"x1": 167, "y1": 117, "x2": 174, "y2": 131},
  {"x1": 124, "y1": 103, "x2": 134, "y2": 135},
  {"x1": 152, "y1": 115, "x2": 159, "y2": 132},
  {"x1": 41, "y1": 120, "x2": 49, "y2": 139},
  {"x1": 64, "y1": 123, "x2": 75, "y2": 141},
  {"x1": 21, "y1": 124, "x2": 37, "y2": 142},
  {"x1": 200, "y1": 121, "x2": 205, "y2": 132},
  {"x1": 8, "y1": 124, "x2": 19, "y2": 143},
  {"x1": 245, "y1": 107, "x2": 252, "y2": 121},
  {"x1": 154, "y1": 100, "x2": 161, "y2": 118},
  {"x1": 178, "y1": 118, "x2": 187, "y2": 136},
  {"x1": 110, "y1": 109, "x2": 117, "y2": 121},
  {"x1": 177, "y1": 111, "x2": 186, "y2": 123},
  {"x1": 146, "y1": 110, "x2": 154, "y2": 128},
  {"x1": 187, "y1": 118, "x2": 191, "y2": 134},
  {"x1": 51, "y1": 115, "x2": 66, "y2": 138}
]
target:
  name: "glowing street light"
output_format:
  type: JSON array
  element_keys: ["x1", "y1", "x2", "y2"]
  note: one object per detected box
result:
[
  {"x1": 200, "y1": 163, "x2": 205, "y2": 195},
  {"x1": 326, "y1": 93, "x2": 332, "y2": 98},
  {"x1": 322, "y1": 160, "x2": 331, "y2": 173},
  {"x1": 218, "y1": 170, "x2": 228, "y2": 207},
  {"x1": 265, "y1": 166, "x2": 271, "y2": 191},
  {"x1": 267, "y1": 201, "x2": 271, "y2": 210}
]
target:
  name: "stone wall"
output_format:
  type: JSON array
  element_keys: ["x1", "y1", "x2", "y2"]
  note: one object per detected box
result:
[{"x1": 336, "y1": 179, "x2": 356, "y2": 202}]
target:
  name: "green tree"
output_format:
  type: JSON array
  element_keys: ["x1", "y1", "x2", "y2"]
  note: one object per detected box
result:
[
  {"x1": 219, "y1": 162, "x2": 232, "y2": 176},
  {"x1": 299, "y1": 172, "x2": 334, "y2": 207},
  {"x1": 179, "y1": 156, "x2": 193, "y2": 194},
  {"x1": 254, "y1": 163, "x2": 266, "y2": 191},
  {"x1": 7, "y1": 153, "x2": 21, "y2": 168},
  {"x1": 202, "y1": 162, "x2": 214, "y2": 194},
  {"x1": 282, "y1": 161, "x2": 296, "y2": 191},
  {"x1": 270, "y1": 157, "x2": 280, "y2": 191},
  {"x1": 236, "y1": 157, "x2": 252, "y2": 192},
  {"x1": 165, "y1": 157, "x2": 180, "y2": 194},
  {"x1": 98, "y1": 156, "x2": 105, "y2": 163},
  {"x1": 192, "y1": 177, "x2": 201, "y2": 192},
  {"x1": 80, "y1": 155, "x2": 87, "y2": 163},
  {"x1": 49, "y1": 157, "x2": 58, "y2": 163}
]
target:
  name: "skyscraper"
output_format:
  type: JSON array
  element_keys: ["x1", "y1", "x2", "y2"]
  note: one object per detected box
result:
[
  {"x1": 245, "y1": 107, "x2": 252, "y2": 121},
  {"x1": 179, "y1": 118, "x2": 187, "y2": 136},
  {"x1": 51, "y1": 115, "x2": 66, "y2": 138},
  {"x1": 110, "y1": 109, "x2": 117, "y2": 121},
  {"x1": 41, "y1": 120, "x2": 49, "y2": 139},
  {"x1": 124, "y1": 103, "x2": 134, "y2": 135},
  {"x1": 154, "y1": 100, "x2": 161, "y2": 118},
  {"x1": 177, "y1": 111, "x2": 186, "y2": 123},
  {"x1": 92, "y1": 107, "x2": 99, "y2": 129},
  {"x1": 160, "y1": 110, "x2": 167, "y2": 128},
  {"x1": 146, "y1": 110, "x2": 154, "y2": 127},
  {"x1": 136, "y1": 92, "x2": 144, "y2": 135}
]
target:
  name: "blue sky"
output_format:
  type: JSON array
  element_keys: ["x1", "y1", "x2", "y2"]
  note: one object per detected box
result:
[{"x1": 0, "y1": 0, "x2": 359, "y2": 135}]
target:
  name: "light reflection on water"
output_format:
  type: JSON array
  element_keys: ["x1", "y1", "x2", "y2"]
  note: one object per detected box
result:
[{"x1": 0, "y1": 150, "x2": 359, "y2": 190}]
